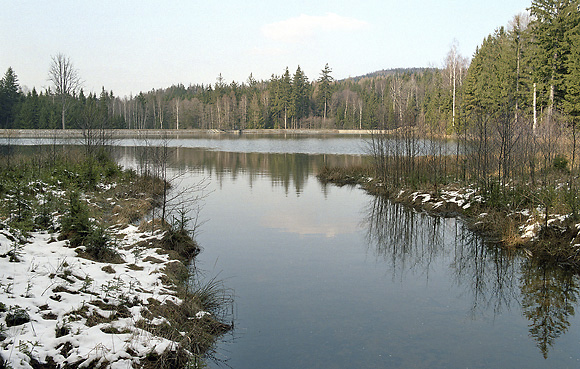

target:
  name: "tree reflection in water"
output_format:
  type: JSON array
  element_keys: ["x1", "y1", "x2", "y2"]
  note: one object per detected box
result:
[
  {"x1": 363, "y1": 196, "x2": 444, "y2": 278},
  {"x1": 520, "y1": 259, "x2": 579, "y2": 358},
  {"x1": 449, "y1": 223, "x2": 520, "y2": 318},
  {"x1": 363, "y1": 196, "x2": 580, "y2": 358}
]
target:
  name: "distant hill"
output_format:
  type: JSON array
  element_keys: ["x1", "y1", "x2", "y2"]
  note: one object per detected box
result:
[{"x1": 343, "y1": 67, "x2": 438, "y2": 82}]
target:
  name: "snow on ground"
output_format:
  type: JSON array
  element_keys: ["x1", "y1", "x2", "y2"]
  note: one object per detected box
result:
[
  {"x1": 389, "y1": 183, "x2": 575, "y2": 243},
  {"x1": 0, "y1": 223, "x2": 187, "y2": 368}
]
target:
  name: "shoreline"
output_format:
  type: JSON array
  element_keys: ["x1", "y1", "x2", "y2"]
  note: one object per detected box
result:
[
  {"x1": 0, "y1": 151, "x2": 231, "y2": 368},
  {"x1": 317, "y1": 166, "x2": 580, "y2": 271},
  {"x1": 0, "y1": 128, "x2": 410, "y2": 138}
]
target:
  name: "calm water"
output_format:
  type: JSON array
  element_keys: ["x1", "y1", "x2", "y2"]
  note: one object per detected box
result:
[
  {"x1": 8, "y1": 135, "x2": 580, "y2": 368},
  {"x1": 0, "y1": 132, "x2": 456, "y2": 156}
]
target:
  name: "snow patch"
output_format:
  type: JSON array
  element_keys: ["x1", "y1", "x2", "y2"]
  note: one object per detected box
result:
[{"x1": 0, "y1": 224, "x2": 200, "y2": 368}]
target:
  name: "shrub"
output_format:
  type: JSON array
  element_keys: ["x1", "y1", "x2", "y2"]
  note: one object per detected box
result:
[
  {"x1": 60, "y1": 191, "x2": 92, "y2": 247},
  {"x1": 5, "y1": 306, "x2": 30, "y2": 327},
  {"x1": 35, "y1": 193, "x2": 56, "y2": 230},
  {"x1": 85, "y1": 226, "x2": 123, "y2": 263},
  {"x1": 553, "y1": 155, "x2": 569, "y2": 173},
  {"x1": 55, "y1": 319, "x2": 71, "y2": 338},
  {"x1": 6, "y1": 187, "x2": 33, "y2": 233}
]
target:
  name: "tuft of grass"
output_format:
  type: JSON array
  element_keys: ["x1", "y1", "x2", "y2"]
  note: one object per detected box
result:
[
  {"x1": 135, "y1": 273, "x2": 233, "y2": 368},
  {"x1": 111, "y1": 198, "x2": 153, "y2": 226},
  {"x1": 101, "y1": 265, "x2": 116, "y2": 274},
  {"x1": 5, "y1": 305, "x2": 30, "y2": 327},
  {"x1": 317, "y1": 165, "x2": 371, "y2": 186},
  {"x1": 160, "y1": 228, "x2": 201, "y2": 261}
]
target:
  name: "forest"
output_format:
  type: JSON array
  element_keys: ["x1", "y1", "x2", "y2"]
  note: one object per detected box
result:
[{"x1": 0, "y1": 2, "x2": 579, "y2": 173}]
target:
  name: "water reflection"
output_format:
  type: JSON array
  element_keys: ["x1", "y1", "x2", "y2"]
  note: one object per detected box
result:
[
  {"x1": 520, "y1": 259, "x2": 579, "y2": 358},
  {"x1": 11, "y1": 141, "x2": 580, "y2": 363},
  {"x1": 363, "y1": 196, "x2": 580, "y2": 359},
  {"x1": 116, "y1": 146, "x2": 367, "y2": 194},
  {"x1": 450, "y1": 228, "x2": 520, "y2": 318},
  {"x1": 363, "y1": 196, "x2": 444, "y2": 276}
]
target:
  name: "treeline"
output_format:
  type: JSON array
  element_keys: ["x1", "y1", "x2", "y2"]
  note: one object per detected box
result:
[
  {"x1": 0, "y1": 60, "x2": 461, "y2": 132},
  {"x1": 366, "y1": 0, "x2": 580, "y2": 240},
  {"x1": 1, "y1": 1, "x2": 579, "y2": 151},
  {"x1": 0, "y1": 71, "x2": 124, "y2": 130}
]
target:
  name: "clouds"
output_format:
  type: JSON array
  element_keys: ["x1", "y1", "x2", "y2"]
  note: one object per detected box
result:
[{"x1": 262, "y1": 13, "x2": 369, "y2": 43}]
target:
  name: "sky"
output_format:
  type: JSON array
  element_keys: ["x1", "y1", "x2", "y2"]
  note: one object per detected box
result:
[{"x1": 1, "y1": 0, "x2": 532, "y2": 98}]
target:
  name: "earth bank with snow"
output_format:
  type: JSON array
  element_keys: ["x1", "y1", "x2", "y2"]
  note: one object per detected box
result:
[{"x1": 0, "y1": 154, "x2": 230, "y2": 369}]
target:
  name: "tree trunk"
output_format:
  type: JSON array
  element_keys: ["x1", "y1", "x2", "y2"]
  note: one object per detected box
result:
[
  {"x1": 176, "y1": 99, "x2": 180, "y2": 130},
  {"x1": 61, "y1": 103, "x2": 65, "y2": 130},
  {"x1": 452, "y1": 60, "x2": 456, "y2": 131},
  {"x1": 533, "y1": 83, "x2": 537, "y2": 135}
]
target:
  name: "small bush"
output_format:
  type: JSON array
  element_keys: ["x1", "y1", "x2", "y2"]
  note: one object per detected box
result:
[
  {"x1": 553, "y1": 155, "x2": 569, "y2": 173},
  {"x1": 85, "y1": 226, "x2": 109, "y2": 257},
  {"x1": 55, "y1": 320, "x2": 71, "y2": 338},
  {"x1": 60, "y1": 191, "x2": 92, "y2": 247},
  {"x1": 85, "y1": 227, "x2": 123, "y2": 263},
  {"x1": 5, "y1": 306, "x2": 30, "y2": 327},
  {"x1": 6, "y1": 187, "x2": 34, "y2": 234},
  {"x1": 35, "y1": 193, "x2": 56, "y2": 230}
]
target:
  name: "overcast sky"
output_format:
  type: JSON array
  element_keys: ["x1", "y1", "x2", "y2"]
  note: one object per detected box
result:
[{"x1": 1, "y1": 0, "x2": 531, "y2": 97}]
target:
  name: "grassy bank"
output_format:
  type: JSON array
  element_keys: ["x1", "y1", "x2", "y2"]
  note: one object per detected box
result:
[
  {"x1": 318, "y1": 164, "x2": 580, "y2": 271},
  {"x1": 0, "y1": 147, "x2": 231, "y2": 368}
]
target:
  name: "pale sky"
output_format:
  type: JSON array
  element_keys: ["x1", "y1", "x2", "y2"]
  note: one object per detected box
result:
[{"x1": 1, "y1": 0, "x2": 531, "y2": 98}]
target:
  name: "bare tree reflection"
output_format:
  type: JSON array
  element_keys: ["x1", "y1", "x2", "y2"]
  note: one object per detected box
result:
[
  {"x1": 450, "y1": 228, "x2": 520, "y2": 318},
  {"x1": 364, "y1": 197, "x2": 519, "y2": 317},
  {"x1": 363, "y1": 195, "x2": 580, "y2": 358},
  {"x1": 370, "y1": 197, "x2": 518, "y2": 316},
  {"x1": 363, "y1": 196, "x2": 445, "y2": 279},
  {"x1": 520, "y1": 259, "x2": 579, "y2": 358}
]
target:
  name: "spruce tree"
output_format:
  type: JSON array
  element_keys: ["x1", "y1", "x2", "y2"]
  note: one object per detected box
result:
[
  {"x1": 0, "y1": 67, "x2": 20, "y2": 128},
  {"x1": 280, "y1": 68, "x2": 292, "y2": 129},
  {"x1": 564, "y1": 8, "x2": 580, "y2": 171},
  {"x1": 318, "y1": 63, "x2": 334, "y2": 121},
  {"x1": 530, "y1": 0, "x2": 577, "y2": 113},
  {"x1": 292, "y1": 66, "x2": 310, "y2": 126}
]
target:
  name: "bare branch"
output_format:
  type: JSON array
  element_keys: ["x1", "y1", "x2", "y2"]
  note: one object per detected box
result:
[{"x1": 48, "y1": 53, "x2": 82, "y2": 129}]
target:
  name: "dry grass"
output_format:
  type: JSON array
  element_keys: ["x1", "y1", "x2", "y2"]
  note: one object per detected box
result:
[
  {"x1": 136, "y1": 282, "x2": 233, "y2": 368},
  {"x1": 317, "y1": 165, "x2": 371, "y2": 186},
  {"x1": 110, "y1": 198, "x2": 153, "y2": 225}
]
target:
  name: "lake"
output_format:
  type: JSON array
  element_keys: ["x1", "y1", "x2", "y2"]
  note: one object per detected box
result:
[{"x1": 7, "y1": 134, "x2": 580, "y2": 368}]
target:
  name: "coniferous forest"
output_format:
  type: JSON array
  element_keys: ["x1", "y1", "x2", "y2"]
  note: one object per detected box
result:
[
  {"x1": 4, "y1": 2, "x2": 580, "y2": 366},
  {"x1": 0, "y1": 2, "x2": 579, "y2": 162}
]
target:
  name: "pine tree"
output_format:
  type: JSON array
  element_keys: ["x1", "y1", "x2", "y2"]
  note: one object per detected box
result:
[
  {"x1": 16, "y1": 88, "x2": 40, "y2": 129},
  {"x1": 267, "y1": 74, "x2": 282, "y2": 128},
  {"x1": 530, "y1": 0, "x2": 577, "y2": 115},
  {"x1": 0, "y1": 67, "x2": 21, "y2": 128},
  {"x1": 292, "y1": 66, "x2": 310, "y2": 127},
  {"x1": 317, "y1": 63, "x2": 334, "y2": 121},
  {"x1": 281, "y1": 68, "x2": 292, "y2": 129},
  {"x1": 564, "y1": 7, "x2": 580, "y2": 170}
]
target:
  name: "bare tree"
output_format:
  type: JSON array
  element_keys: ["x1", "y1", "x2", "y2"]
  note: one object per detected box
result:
[
  {"x1": 48, "y1": 53, "x2": 82, "y2": 130},
  {"x1": 444, "y1": 41, "x2": 468, "y2": 134}
]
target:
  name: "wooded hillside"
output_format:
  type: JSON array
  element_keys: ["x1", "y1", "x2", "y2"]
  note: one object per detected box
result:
[{"x1": 1, "y1": 1, "x2": 579, "y2": 146}]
